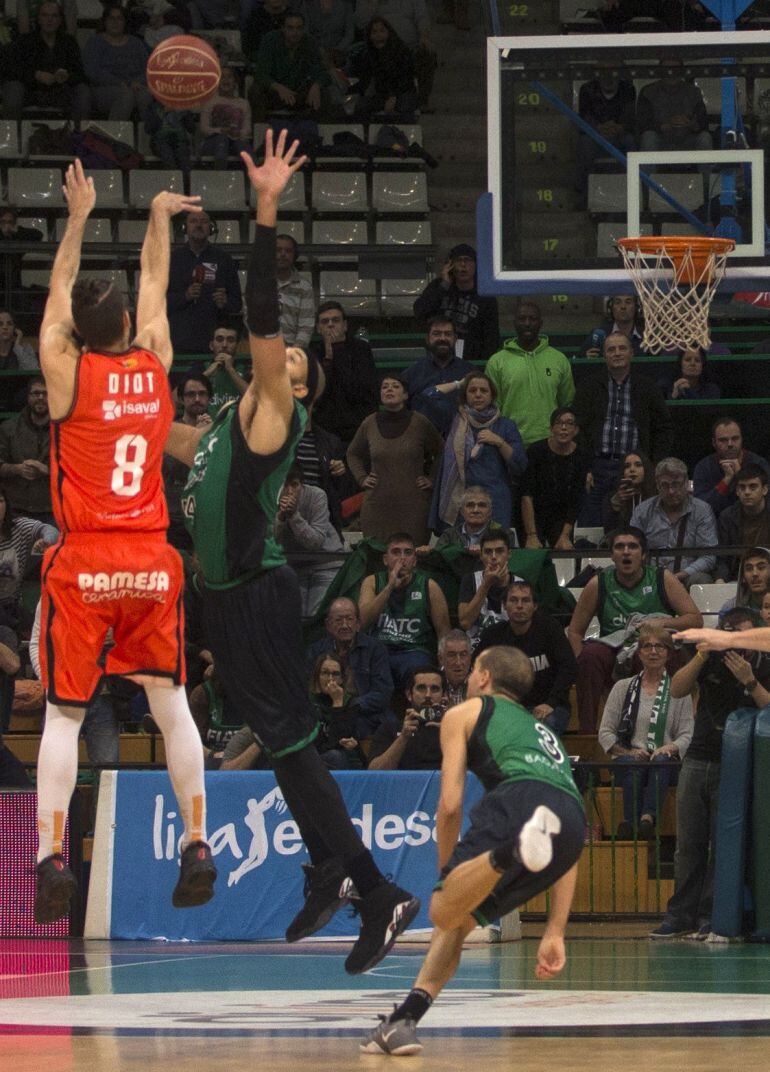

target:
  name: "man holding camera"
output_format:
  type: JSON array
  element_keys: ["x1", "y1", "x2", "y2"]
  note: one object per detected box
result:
[
  {"x1": 652, "y1": 607, "x2": 770, "y2": 939},
  {"x1": 413, "y1": 244, "x2": 499, "y2": 361},
  {"x1": 367, "y1": 667, "x2": 445, "y2": 770}
]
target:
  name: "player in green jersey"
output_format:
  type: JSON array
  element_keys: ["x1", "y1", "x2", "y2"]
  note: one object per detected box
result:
[
  {"x1": 164, "y1": 129, "x2": 419, "y2": 975},
  {"x1": 362, "y1": 645, "x2": 586, "y2": 1056}
]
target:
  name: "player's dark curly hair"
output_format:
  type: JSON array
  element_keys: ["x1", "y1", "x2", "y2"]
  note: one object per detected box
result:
[{"x1": 71, "y1": 278, "x2": 127, "y2": 351}]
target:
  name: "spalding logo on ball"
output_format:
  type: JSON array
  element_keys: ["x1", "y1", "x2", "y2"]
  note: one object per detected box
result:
[{"x1": 147, "y1": 35, "x2": 221, "y2": 110}]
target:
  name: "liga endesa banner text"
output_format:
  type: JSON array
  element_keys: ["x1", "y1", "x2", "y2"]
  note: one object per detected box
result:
[{"x1": 93, "y1": 770, "x2": 484, "y2": 940}]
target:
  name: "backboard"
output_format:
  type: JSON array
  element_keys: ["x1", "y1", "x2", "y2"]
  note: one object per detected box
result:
[{"x1": 480, "y1": 30, "x2": 770, "y2": 296}]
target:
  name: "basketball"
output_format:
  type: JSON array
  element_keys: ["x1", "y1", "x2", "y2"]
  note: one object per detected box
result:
[{"x1": 146, "y1": 35, "x2": 221, "y2": 111}]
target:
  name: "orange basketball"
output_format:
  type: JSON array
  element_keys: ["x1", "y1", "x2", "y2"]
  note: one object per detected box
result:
[{"x1": 146, "y1": 35, "x2": 221, "y2": 111}]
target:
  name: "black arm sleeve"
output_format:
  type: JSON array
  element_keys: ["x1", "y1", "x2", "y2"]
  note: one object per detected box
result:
[{"x1": 245, "y1": 223, "x2": 281, "y2": 337}]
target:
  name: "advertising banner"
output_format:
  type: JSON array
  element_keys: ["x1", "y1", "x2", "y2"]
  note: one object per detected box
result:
[{"x1": 91, "y1": 770, "x2": 484, "y2": 940}]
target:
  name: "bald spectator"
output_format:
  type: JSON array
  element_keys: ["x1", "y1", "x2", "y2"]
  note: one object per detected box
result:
[
  {"x1": 485, "y1": 299, "x2": 574, "y2": 448},
  {"x1": 306, "y1": 596, "x2": 394, "y2": 736}
]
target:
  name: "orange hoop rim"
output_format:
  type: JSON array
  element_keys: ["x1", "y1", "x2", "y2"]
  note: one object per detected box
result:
[{"x1": 617, "y1": 235, "x2": 736, "y2": 259}]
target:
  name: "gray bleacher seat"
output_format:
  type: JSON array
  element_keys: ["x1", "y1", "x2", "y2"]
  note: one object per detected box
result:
[
  {"x1": 0, "y1": 121, "x2": 20, "y2": 159},
  {"x1": 372, "y1": 172, "x2": 428, "y2": 213},
  {"x1": 380, "y1": 276, "x2": 429, "y2": 317},
  {"x1": 587, "y1": 173, "x2": 626, "y2": 214},
  {"x1": 311, "y1": 172, "x2": 367, "y2": 213},
  {"x1": 249, "y1": 170, "x2": 304, "y2": 210},
  {"x1": 21, "y1": 121, "x2": 73, "y2": 159},
  {"x1": 596, "y1": 221, "x2": 651, "y2": 258},
  {"x1": 7, "y1": 167, "x2": 64, "y2": 207},
  {"x1": 319, "y1": 270, "x2": 378, "y2": 315},
  {"x1": 649, "y1": 173, "x2": 704, "y2": 213},
  {"x1": 375, "y1": 219, "x2": 431, "y2": 245},
  {"x1": 86, "y1": 169, "x2": 125, "y2": 208},
  {"x1": 55, "y1": 217, "x2": 112, "y2": 243},
  {"x1": 318, "y1": 123, "x2": 366, "y2": 157},
  {"x1": 117, "y1": 219, "x2": 171, "y2": 243},
  {"x1": 17, "y1": 216, "x2": 48, "y2": 238},
  {"x1": 189, "y1": 170, "x2": 247, "y2": 211},
  {"x1": 311, "y1": 220, "x2": 368, "y2": 246},
  {"x1": 215, "y1": 219, "x2": 242, "y2": 244},
  {"x1": 694, "y1": 77, "x2": 747, "y2": 117},
  {"x1": 129, "y1": 170, "x2": 184, "y2": 208}
]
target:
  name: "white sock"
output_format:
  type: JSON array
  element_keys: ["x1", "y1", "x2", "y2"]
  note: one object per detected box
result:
[
  {"x1": 37, "y1": 701, "x2": 85, "y2": 862},
  {"x1": 145, "y1": 684, "x2": 207, "y2": 848}
]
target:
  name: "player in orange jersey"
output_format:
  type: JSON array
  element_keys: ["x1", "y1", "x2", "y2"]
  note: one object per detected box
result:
[{"x1": 33, "y1": 160, "x2": 216, "y2": 924}]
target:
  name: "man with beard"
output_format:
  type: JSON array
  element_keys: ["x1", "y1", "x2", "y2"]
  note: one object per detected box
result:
[
  {"x1": 485, "y1": 300, "x2": 574, "y2": 448},
  {"x1": 401, "y1": 316, "x2": 474, "y2": 436},
  {"x1": 0, "y1": 376, "x2": 52, "y2": 523},
  {"x1": 414, "y1": 244, "x2": 499, "y2": 361}
]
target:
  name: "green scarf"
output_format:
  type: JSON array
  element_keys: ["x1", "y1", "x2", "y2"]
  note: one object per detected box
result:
[{"x1": 617, "y1": 671, "x2": 671, "y2": 752}]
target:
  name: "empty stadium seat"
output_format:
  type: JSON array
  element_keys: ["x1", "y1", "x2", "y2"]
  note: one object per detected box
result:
[
  {"x1": 375, "y1": 220, "x2": 432, "y2": 245},
  {"x1": 55, "y1": 217, "x2": 112, "y2": 243},
  {"x1": 0, "y1": 121, "x2": 20, "y2": 159},
  {"x1": 380, "y1": 277, "x2": 428, "y2": 317},
  {"x1": 249, "y1": 171, "x2": 304, "y2": 210},
  {"x1": 189, "y1": 170, "x2": 247, "y2": 210},
  {"x1": 86, "y1": 169, "x2": 125, "y2": 207},
  {"x1": 117, "y1": 219, "x2": 171, "y2": 243},
  {"x1": 7, "y1": 167, "x2": 64, "y2": 207},
  {"x1": 76, "y1": 268, "x2": 131, "y2": 296},
  {"x1": 372, "y1": 172, "x2": 428, "y2": 212},
  {"x1": 129, "y1": 170, "x2": 184, "y2": 207},
  {"x1": 596, "y1": 221, "x2": 651, "y2": 258},
  {"x1": 690, "y1": 582, "x2": 737, "y2": 617},
  {"x1": 318, "y1": 124, "x2": 366, "y2": 155},
  {"x1": 319, "y1": 270, "x2": 378, "y2": 315},
  {"x1": 573, "y1": 526, "x2": 605, "y2": 545},
  {"x1": 17, "y1": 216, "x2": 48, "y2": 238},
  {"x1": 215, "y1": 219, "x2": 242, "y2": 244},
  {"x1": 649, "y1": 173, "x2": 705, "y2": 213},
  {"x1": 311, "y1": 220, "x2": 368, "y2": 246},
  {"x1": 311, "y1": 172, "x2": 367, "y2": 212},
  {"x1": 249, "y1": 219, "x2": 305, "y2": 244},
  {"x1": 553, "y1": 558, "x2": 578, "y2": 587},
  {"x1": 587, "y1": 173, "x2": 626, "y2": 214},
  {"x1": 370, "y1": 124, "x2": 423, "y2": 149},
  {"x1": 694, "y1": 77, "x2": 746, "y2": 117}
]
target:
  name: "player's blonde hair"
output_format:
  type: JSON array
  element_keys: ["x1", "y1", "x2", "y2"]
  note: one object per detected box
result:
[{"x1": 476, "y1": 646, "x2": 534, "y2": 702}]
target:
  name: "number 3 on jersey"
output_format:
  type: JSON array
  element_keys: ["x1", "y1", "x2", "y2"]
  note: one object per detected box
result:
[
  {"x1": 112, "y1": 434, "x2": 147, "y2": 497},
  {"x1": 536, "y1": 723, "x2": 566, "y2": 764}
]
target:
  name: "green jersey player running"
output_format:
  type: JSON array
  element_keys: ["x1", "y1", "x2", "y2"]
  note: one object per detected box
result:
[
  {"x1": 362, "y1": 645, "x2": 586, "y2": 1055},
  {"x1": 165, "y1": 130, "x2": 419, "y2": 974}
]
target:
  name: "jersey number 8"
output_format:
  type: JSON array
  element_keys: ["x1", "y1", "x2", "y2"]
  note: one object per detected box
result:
[{"x1": 111, "y1": 434, "x2": 148, "y2": 497}]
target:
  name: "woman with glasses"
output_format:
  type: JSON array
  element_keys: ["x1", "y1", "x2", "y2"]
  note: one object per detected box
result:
[
  {"x1": 520, "y1": 406, "x2": 591, "y2": 549},
  {"x1": 598, "y1": 621, "x2": 693, "y2": 839},
  {"x1": 310, "y1": 653, "x2": 365, "y2": 770}
]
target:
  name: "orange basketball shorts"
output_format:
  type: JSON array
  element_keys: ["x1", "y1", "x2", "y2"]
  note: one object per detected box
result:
[{"x1": 40, "y1": 533, "x2": 186, "y2": 706}]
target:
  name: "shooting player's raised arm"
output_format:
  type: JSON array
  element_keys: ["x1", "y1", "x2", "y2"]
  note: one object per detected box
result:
[
  {"x1": 238, "y1": 131, "x2": 308, "y2": 455},
  {"x1": 134, "y1": 192, "x2": 204, "y2": 372}
]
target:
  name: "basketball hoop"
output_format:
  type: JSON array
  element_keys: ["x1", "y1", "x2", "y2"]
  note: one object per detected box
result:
[{"x1": 617, "y1": 236, "x2": 735, "y2": 354}]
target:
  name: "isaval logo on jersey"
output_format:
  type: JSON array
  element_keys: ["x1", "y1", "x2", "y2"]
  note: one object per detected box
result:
[{"x1": 102, "y1": 399, "x2": 161, "y2": 421}]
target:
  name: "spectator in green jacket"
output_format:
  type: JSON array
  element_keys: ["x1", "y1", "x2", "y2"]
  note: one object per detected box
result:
[
  {"x1": 485, "y1": 300, "x2": 575, "y2": 447},
  {"x1": 250, "y1": 10, "x2": 330, "y2": 120}
]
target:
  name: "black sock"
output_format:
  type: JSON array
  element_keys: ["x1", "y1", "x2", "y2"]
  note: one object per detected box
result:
[
  {"x1": 490, "y1": 840, "x2": 519, "y2": 874},
  {"x1": 391, "y1": 988, "x2": 433, "y2": 1024},
  {"x1": 345, "y1": 850, "x2": 383, "y2": 898}
]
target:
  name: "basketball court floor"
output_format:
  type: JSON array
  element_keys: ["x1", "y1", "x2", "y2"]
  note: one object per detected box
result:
[{"x1": 2, "y1": 930, "x2": 770, "y2": 1071}]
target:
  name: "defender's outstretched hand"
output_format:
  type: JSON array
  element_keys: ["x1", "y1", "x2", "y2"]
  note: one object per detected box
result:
[
  {"x1": 150, "y1": 192, "x2": 203, "y2": 218},
  {"x1": 240, "y1": 129, "x2": 308, "y2": 202},
  {"x1": 62, "y1": 159, "x2": 96, "y2": 219},
  {"x1": 672, "y1": 628, "x2": 731, "y2": 651}
]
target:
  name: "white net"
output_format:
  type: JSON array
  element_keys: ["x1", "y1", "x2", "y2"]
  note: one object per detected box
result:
[{"x1": 617, "y1": 239, "x2": 732, "y2": 354}]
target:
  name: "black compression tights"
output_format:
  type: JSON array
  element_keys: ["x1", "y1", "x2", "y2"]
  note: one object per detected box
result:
[{"x1": 271, "y1": 744, "x2": 384, "y2": 894}]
